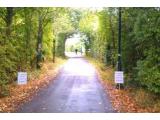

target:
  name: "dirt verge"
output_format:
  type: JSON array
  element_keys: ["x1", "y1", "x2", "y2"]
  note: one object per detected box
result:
[{"x1": 0, "y1": 58, "x2": 66, "y2": 113}]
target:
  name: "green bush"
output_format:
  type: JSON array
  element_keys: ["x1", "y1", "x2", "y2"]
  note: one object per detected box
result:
[
  {"x1": 136, "y1": 50, "x2": 160, "y2": 93},
  {"x1": 0, "y1": 83, "x2": 9, "y2": 97}
]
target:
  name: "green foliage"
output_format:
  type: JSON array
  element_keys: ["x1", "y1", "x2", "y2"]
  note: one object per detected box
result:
[
  {"x1": 79, "y1": 8, "x2": 118, "y2": 65},
  {"x1": 79, "y1": 11, "x2": 98, "y2": 55},
  {"x1": 123, "y1": 8, "x2": 160, "y2": 93},
  {"x1": 0, "y1": 7, "x2": 160, "y2": 96},
  {"x1": 0, "y1": 7, "x2": 57, "y2": 96},
  {"x1": 53, "y1": 8, "x2": 76, "y2": 57},
  {"x1": 136, "y1": 62, "x2": 160, "y2": 92},
  {"x1": 56, "y1": 33, "x2": 66, "y2": 56},
  {"x1": 79, "y1": 8, "x2": 160, "y2": 93}
]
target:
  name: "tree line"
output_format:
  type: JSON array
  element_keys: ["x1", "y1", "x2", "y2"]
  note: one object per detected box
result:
[
  {"x1": 0, "y1": 7, "x2": 160, "y2": 96},
  {"x1": 0, "y1": 7, "x2": 76, "y2": 96},
  {"x1": 79, "y1": 8, "x2": 160, "y2": 93}
]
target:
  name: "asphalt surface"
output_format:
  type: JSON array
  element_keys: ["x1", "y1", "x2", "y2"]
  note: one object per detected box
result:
[{"x1": 17, "y1": 56, "x2": 114, "y2": 113}]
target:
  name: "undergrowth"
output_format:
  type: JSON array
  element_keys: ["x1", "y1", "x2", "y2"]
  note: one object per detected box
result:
[
  {"x1": 86, "y1": 56, "x2": 160, "y2": 112},
  {"x1": 0, "y1": 57, "x2": 66, "y2": 98}
]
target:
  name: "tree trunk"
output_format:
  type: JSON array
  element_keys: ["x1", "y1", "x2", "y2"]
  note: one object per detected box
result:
[
  {"x1": 24, "y1": 8, "x2": 32, "y2": 70},
  {"x1": 52, "y1": 38, "x2": 56, "y2": 62},
  {"x1": 6, "y1": 7, "x2": 13, "y2": 37},
  {"x1": 36, "y1": 15, "x2": 43, "y2": 69}
]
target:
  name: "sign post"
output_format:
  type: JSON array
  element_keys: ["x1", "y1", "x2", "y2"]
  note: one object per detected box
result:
[
  {"x1": 115, "y1": 71, "x2": 124, "y2": 89},
  {"x1": 17, "y1": 72, "x2": 27, "y2": 85}
]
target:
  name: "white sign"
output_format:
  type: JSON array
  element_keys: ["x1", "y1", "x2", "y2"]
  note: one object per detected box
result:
[
  {"x1": 17, "y1": 72, "x2": 27, "y2": 85},
  {"x1": 115, "y1": 71, "x2": 124, "y2": 83}
]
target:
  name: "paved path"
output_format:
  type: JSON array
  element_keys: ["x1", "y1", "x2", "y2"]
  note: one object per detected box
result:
[{"x1": 17, "y1": 56, "x2": 114, "y2": 113}]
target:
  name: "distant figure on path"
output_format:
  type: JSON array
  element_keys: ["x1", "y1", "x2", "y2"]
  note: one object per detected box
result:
[{"x1": 75, "y1": 49, "x2": 78, "y2": 55}]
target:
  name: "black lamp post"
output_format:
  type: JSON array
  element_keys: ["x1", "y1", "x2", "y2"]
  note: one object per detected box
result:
[
  {"x1": 117, "y1": 7, "x2": 122, "y2": 71},
  {"x1": 115, "y1": 7, "x2": 123, "y2": 90}
]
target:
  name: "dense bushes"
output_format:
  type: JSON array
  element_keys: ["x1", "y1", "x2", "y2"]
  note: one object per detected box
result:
[
  {"x1": 0, "y1": 8, "x2": 54, "y2": 96},
  {"x1": 79, "y1": 8, "x2": 160, "y2": 93},
  {"x1": 0, "y1": 7, "x2": 77, "y2": 96}
]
